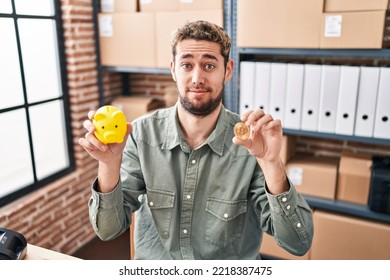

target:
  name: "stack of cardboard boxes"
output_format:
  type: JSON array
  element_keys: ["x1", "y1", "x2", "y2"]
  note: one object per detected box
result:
[
  {"x1": 261, "y1": 136, "x2": 390, "y2": 259},
  {"x1": 98, "y1": 0, "x2": 223, "y2": 68},
  {"x1": 237, "y1": 0, "x2": 389, "y2": 49}
]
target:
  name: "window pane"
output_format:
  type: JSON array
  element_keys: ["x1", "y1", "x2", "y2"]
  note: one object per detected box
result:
[
  {"x1": 30, "y1": 101, "x2": 69, "y2": 180},
  {"x1": 0, "y1": 18, "x2": 24, "y2": 110},
  {"x1": 0, "y1": 0, "x2": 13, "y2": 13},
  {"x1": 0, "y1": 109, "x2": 34, "y2": 197},
  {"x1": 18, "y1": 18, "x2": 62, "y2": 103},
  {"x1": 15, "y1": 0, "x2": 54, "y2": 16}
]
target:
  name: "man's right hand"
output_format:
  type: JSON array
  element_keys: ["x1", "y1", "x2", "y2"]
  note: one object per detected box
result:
[{"x1": 78, "y1": 110, "x2": 132, "y2": 164}]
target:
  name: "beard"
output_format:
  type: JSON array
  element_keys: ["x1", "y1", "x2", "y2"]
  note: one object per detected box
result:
[{"x1": 179, "y1": 86, "x2": 224, "y2": 117}]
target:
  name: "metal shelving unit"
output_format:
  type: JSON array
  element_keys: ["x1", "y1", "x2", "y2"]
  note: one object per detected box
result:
[
  {"x1": 231, "y1": 0, "x2": 390, "y2": 223},
  {"x1": 305, "y1": 196, "x2": 390, "y2": 224},
  {"x1": 283, "y1": 129, "x2": 390, "y2": 146}
]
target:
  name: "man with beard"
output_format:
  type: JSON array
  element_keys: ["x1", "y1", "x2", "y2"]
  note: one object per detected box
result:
[{"x1": 79, "y1": 20, "x2": 313, "y2": 260}]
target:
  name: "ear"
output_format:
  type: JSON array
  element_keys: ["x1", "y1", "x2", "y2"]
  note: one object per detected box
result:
[
  {"x1": 94, "y1": 112, "x2": 105, "y2": 121},
  {"x1": 170, "y1": 60, "x2": 176, "y2": 82},
  {"x1": 112, "y1": 110, "x2": 125, "y2": 120},
  {"x1": 224, "y1": 59, "x2": 234, "y2": 83}
]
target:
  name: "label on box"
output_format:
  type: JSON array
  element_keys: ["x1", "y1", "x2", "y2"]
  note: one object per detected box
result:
[
  {"x1": 99, "y1": 15, "x2": 113, "y2": 37},
  {"x1": 288, "y1": 167, "x2": 303, "y2": 186},
  {"x1": 140, "y1": 0, "x2": 153, "y2": 4},
  {"x1": 180, "y1": 0, "x2": 194, "y2": 3},
  {"x1": 324, "y1": 15, "x2": 342, "y2": 37},
  {"x1": 101, "y1": 0, "x2": 114, "y2": 13}
]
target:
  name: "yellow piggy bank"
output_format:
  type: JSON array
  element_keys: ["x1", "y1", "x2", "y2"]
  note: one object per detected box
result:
[{"x1": 92, "y1": 105, "x2": 127, "y2": 144}]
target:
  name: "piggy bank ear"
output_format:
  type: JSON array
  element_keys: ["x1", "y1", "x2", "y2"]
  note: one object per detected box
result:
[
  {"x1": 94, "y1": 112, "x2": 105, "y2": 121},
  {"x1": 112, "y1": 110, "x2": 125, "y2": 120}
]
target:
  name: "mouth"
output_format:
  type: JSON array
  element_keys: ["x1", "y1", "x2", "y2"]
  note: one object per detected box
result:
[{"x1": 187, "y1": 87, "x2": 210, "y2": 96}]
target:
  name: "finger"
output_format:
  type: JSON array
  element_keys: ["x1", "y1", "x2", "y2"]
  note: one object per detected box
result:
[
  {"x1": 250, "y1": 114, "x2": 273, "y2": 131},
  {"x1": 262, "y1": 118, "x2": 283, "y2": 132},
  {"x1": 83, "y1": 119, "x2": 96, "y2": 133},
  {"x1": 245, "y1": 109, "x2": 266, "y2": 127},
  {"x1": 85, "y1": 132, "x2": 108, "y2": 151},
  {"x1": 232, "y1": 136, "x2": 251, "y2": 149},
  {"x1": 88, "y1": 110, "x2": 96, "y2": 120},
  {"x1": 78, "y1": 137, "x2": 98, "y2": 151},
  {"x1": 241, "y1": 109, "x2": 254, "y2": 122}
]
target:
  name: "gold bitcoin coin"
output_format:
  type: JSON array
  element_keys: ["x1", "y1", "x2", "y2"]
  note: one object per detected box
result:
[{"x1": 234, "y1": 122, "x2": 250, "y2": 140}]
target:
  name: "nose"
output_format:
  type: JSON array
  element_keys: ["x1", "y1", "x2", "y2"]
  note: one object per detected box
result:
[{"x1": 191, "y1": 66, "x2": 205, "y2": 86}]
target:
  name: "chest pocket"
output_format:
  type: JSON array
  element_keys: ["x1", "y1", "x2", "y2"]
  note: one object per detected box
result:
[
  {"x1": 205, "y1": 197, "x2": 247, "y2": 248},
  {"x1": 146, "y1": 188, "x2": 175, "y2": 239}
]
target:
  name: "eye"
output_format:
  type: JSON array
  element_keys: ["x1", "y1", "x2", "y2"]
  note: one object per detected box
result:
[
  {"x1": 204, "y1": 64, "x2": 215, "y2": 71},
  {"x1": 115, "y1": 125, "x2": 118, "y2": 128},
  {"x1": 181, "y1": 63, "x2": 192, "y2": 70},
  {"x1": 101, "y1": 126, "x2": 105, "y2": 129}
]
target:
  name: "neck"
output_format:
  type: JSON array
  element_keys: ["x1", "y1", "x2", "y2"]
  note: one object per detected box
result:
[{"x1": 178, "y1": 103, "x2": 222, "y2": 149}]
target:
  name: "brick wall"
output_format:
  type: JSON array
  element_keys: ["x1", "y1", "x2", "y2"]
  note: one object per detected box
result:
[
  {"x1": 0, "y1": 0, "x2": 389, "y2": 258},
  {"x1": 0, "y1": 0, "x2": 120, "y2": 256}
]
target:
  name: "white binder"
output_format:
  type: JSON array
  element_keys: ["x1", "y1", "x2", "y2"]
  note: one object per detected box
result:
[
  {"x1": 373, "y1": 67, "x2": 390, "y2": 139},
  {"x1": 335, "y1": 65, "x2": 360, "y2": 135},
  {"x1": 300, "y1": 64, "x2": 322, "y2": 131},
  {"x1": 254, "y1": 62, "x2": 271, "y2": 113},
  {"x1": 317, "y1": 65, "x2": 340, "y2": 133},
  {"x1": 284, "y1": 63, "x2": 304, "y2": 129},
  {"x1": 354, "y1": 66, "x2": 380, "y2": 137},
  {"x1": 269, "y1": 62, "x2": 287, "y2": 123},
  {"x1": 239, "y1": 61, "x2": 256, "y2": 115}
]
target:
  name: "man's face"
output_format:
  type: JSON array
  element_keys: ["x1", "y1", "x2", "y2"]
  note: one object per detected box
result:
[{"x1": 170, "y1": 39, "x2": 233, "y2": 117}]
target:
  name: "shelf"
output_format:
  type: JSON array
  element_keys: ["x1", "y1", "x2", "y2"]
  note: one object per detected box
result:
[
  {"x1": 101, "y1": 66, "x2": 171, "y2": 75},
  {"x1": 238, "y1": 48, "x2": 390, "y2": 58},
  {"x1": 305, "y1": 196, "x2": 390, "y2": 224},
  {"x1": 283, "y1": 129, "x2": 390, "y2": 146}
]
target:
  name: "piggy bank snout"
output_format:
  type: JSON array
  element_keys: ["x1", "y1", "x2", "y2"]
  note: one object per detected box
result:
[{"x1": 101, "y1": 130, "x2": 118, "y2": 142}]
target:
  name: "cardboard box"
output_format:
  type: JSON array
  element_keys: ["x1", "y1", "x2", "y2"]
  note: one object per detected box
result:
[
  {"x1": 100, "y1": 0, "x2": 137, "y2": 13},
  {"x1": 286, "y1": 154, "x2": 339, "y2": 200},
  {"x1": 336, "y1": 153, "x2": 372, "y2": 205},
  {"x1": 179, "y1": 0, "x2": 223, "y2": 11},
  {"x1": 98, "y1": 13, "x2": 156, "y2": 67},
  {"x1": 324, "y1": 0, "x2": 389, "y2": 12},
  {"x1": 320, "y1": 11, "x2": 386, "y2": 49},
  {"x1": 260, "y1": 232, "x2": 310, "y2": 260},
  {"x1": 280, "y1": 135, "x2": 296, "y2": 166},
  {"x1": 237, "y1": 0, "x2": 323, "y2": 48},
  {"x1": 139, "y1": 0, "x2": 179, "y2": 12},
  {"x1": 311, "y1": 210, "x2": 390, "y2": 259},
  {"x1": 155, "y1": 10, "x2": 223, "y2": 68},
  {"x1": 111, "y1": 96, "x2": 165, "y2": 122}
]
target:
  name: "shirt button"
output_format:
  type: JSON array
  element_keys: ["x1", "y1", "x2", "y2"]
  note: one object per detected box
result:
[
  {"x1": 191, "y1": 159, "x2": 196, "y2": 164},
  {"x1": 297, "y1": 222, "x2": 301, "y2": 228},
  {"x1": 149, "y1": 201, "x2": 154, "y2": 207},
  {"x1": 286, "y1": 205, "x2": 291, "y2": 210},
  {"x1": 186, "y1": 195, "x2": 191, "y2": 199},
  {"x1": 183, "y1": 229, "x2": 188, "y2": 234},
  {"x1": 223, "y1": 213, "x2": 229, "y2": 219},
  {"x1": 282, "y1": 197, "x2": 287, "y2": 202}
]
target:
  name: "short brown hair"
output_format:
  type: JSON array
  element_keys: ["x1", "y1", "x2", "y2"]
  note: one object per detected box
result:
[{"x1": 170, "y1": 20, "x2": 231, "y2": 65}]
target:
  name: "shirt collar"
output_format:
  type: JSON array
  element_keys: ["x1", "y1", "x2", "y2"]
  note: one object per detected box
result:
[{"x1": 162, "y1": 103, "x2": 230, "y2": 156}]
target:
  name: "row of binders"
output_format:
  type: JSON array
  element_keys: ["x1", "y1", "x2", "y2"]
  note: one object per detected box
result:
[{"x1": 239, "y1": 61, "x2": 390, "y2": 139}]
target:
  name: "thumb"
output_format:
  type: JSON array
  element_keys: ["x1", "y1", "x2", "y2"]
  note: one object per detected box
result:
[{"x1": 232, "y1": 136, "x2": 252, "y2": 150}]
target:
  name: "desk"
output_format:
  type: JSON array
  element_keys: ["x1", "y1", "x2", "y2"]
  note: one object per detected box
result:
[{"x1": 24, "y1": 244, "x2": 80, "y2": 260}]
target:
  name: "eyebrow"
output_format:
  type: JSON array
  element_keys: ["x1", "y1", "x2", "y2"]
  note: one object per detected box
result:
[{"x1": 179, "y1": 53, "x2": 219, "y2": 61}]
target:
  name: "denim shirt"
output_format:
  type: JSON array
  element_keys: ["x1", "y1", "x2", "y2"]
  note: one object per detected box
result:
[{"x1": 88, "y1": 104, "x2": 314, "y2": 259}]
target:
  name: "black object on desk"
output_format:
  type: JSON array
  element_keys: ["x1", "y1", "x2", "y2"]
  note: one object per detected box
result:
[
  {"x1": 0, "y1": 227, "x2": 27, "y2": 260},
  {"x1": 368, "y1": 157, "x2": 390, "y2": 215}
]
